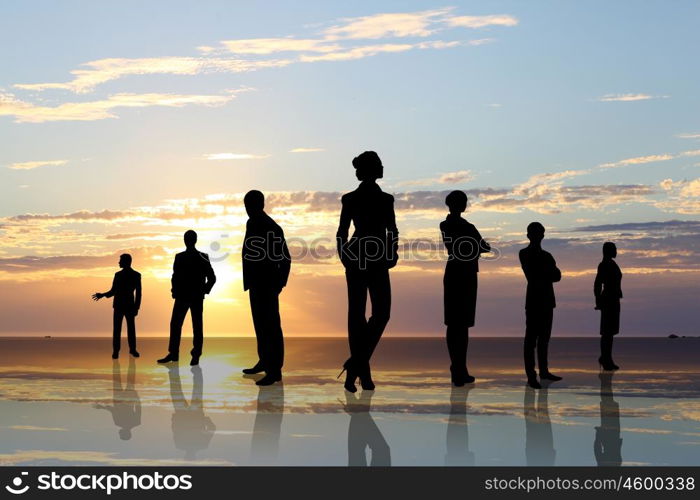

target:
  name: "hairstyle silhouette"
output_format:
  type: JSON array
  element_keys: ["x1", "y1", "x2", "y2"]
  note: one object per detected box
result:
[
  {"x1": 119, "y1": 253, "x2": 132, "y2": 267},
  {"x1": 352, "y1": 151, "x2": 383, "y2": 181},
  {"x1": 445, "y1": 190, "x2": 468, "y2": 213},
  {"x1": 244, "y1": 190, "x2": 265, "y2": 215},
  {"x1": 184, "y1": 230, "x2": 197, "y2": 249}
]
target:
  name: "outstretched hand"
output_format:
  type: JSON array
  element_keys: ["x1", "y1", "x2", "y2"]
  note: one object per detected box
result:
[{"x1": 92, "y1": 293, "x2": 103, "y2": 301}]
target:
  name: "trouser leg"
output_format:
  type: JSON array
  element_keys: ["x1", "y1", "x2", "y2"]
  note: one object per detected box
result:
[
  {"x1": 446, "y1": 325, "x2": 468, "y2": 374},
  {"x1": 190, "y1": 299, "x2": 204, "y2": 357},
  {"x1": 346, "y1": 271, "x2": 368, "y2": 367},
  {"x1": 250, "y1": 288, "x2": 284, "y2": 373},
  {"x1": 113, "y1": 310, "x2": 124, "y2": 353},
  {"x1": 125, "y1": 313, "x2": 136, "y2": 351},
  {"x1": 537, "y1": 309, "x2": 553, "y2": 374},
  {"x1": 365, "y1": 269, "x2": 391, "y2": 363},
  {"x1": 169, "y1": 299, "x2": 188, "y2": 356},
  {"x1": 524, "y1": 311, "x2": 538, "y2": 379}
]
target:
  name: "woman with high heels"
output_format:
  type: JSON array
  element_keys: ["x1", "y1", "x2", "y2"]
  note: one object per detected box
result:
[
  {"x1": 336, "y1": 151, "x2": 398, "y2": 392},
  {"x1": 594, "y1": 242, "x2": 622, "y2": 370}
]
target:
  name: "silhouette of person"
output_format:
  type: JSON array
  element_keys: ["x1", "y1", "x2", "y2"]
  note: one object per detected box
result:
[
  {"x1": 337, "y1": 151, "x2": 398, "y2": 393},
  {"x1": 594, "y1": 372, "x2": 622, "y2": 466},
  {"x1": 250, "y1": 383, "x2": 285, "y2": 465},
  {"x1": 342, "y1": 391, "x2": 391, "y2": 466},
  {"x1": 440, "y1": 191, "x2": 490, "y2": 386},
  {"x1": 92, "y1": 253, "x2": 141, "y2": 359},
  {"x1": 167, "y1": 365, "x2": 216, "y2": 460},
  {"x1": 158, "y1": 230, "x2": 216, "y2": 366},
  {"x1": 93, "y1": 358, "x2": 141, "y2": 441},
  {"x1": 519, "y1": 222, "x2": 562, "y2": 389},
  {"x1": 241, "y1": 190, "x2": 291, "y2": 386},
  {"x1": 524, "y1": 382, "x2": 555, "y2": 466},
  {"x1": 445, "y1": 385, "x2": 475, "y2": 465},
  {"x1": 594, "y1": 242, "x2": 622, "y2": 371}
]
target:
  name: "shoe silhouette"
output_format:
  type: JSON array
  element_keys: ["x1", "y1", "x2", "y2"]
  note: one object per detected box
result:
[
  {"x1": 256, "y1": 373, "x2": 282, "y2": 386},
  {"x1": 243, "y1": 362, "x2": 265, "y2": 375},
  {"x1": 112, "y1": 351, "x2": 119, "y2": 360},
  {"x1": 338, "y1": 362, "x2": 358, "y2": 393},
  {"x1": 129, "y1": 350, "x2": 140, "y2": 358},
  {"x1": 520, "y1": 223, "x2": 561, "y2": 387},
  {"x1": 540, "y1": 372, "x2": 562, "y2": 382},
  {"x1": 441, "y1": 191, "x2": 490, "y2": 387},
  {"x1": 527, "y1": 378, "x2": 542, "y2": 389},
  {"x1": 337, "y1": 152, "x2": 397, "y2": 392},
  {"x1": 242, "y1": 191, "x2": 290, "y2": 386},
  {"x1": 158, "y1": 354, "x2": 179, "y2": 364},
  {"x1": 190, "y1": 356, "x2": 200, "y2": 366}
]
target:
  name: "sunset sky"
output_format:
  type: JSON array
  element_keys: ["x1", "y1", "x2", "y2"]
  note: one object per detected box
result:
[{"x1": 1, "y1": 1, "x2": 699, "y2": 337}]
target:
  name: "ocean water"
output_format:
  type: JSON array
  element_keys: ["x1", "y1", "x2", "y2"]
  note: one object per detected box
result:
[{"x1": 0, "y1": 337, "x2": 698, "y2": 466}]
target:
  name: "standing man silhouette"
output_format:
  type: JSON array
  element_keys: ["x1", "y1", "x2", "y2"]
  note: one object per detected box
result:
[
  {"x1": 158, "y1": 230, "x2": 216, "y2": 366},
  {"x1": 440, "y1": 191, "x2": 490, "y2": 386},
  {"x1": 337, "y1": 151, "x2": 398, "y2": 393},
  {"x1": 519, "y1": 222, "x2": 562, "y2": 389},
  {"x1": 594, "y1": 242, "x2": 622, "y2": 371},
  {"x1": 92, "y1": 253, "x2": 141, "y2": 359},
  {"x1": 241, "y1": 190, "x2": 291, "y2": 386}
]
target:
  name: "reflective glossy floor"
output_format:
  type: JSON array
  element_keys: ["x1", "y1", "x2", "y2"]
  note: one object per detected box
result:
[{"x1": 0, "y1": 337, "x2": 698, "y2": 466}]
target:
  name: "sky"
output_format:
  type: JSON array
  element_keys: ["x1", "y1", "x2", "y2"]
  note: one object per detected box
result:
[{"x1": 1, "y1": 1, "x2": 699, "y2": 337}]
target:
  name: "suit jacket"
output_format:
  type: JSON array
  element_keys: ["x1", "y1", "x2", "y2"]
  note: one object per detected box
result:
[
  {"x1": 594, "y1": 259, "x2": 623, "y2": 308},
  {"x1": 519, "y1": 246, "x2": 561, "y2": 309},
  {"x1": 105, "y1": 268, "x2": 141, "y2": 313},
  {"x1": 336, "y1": 181, "x2": 398, "y2": 270},
  {"x1": 440, "y1": 214, "x2": 490, "y2": 274},
  {"x1": 171, "y1": 249, "x2": 216, "y2": 300},
  {"x1": 242, "y1": 212, "x2": 291, "y2": 291}
]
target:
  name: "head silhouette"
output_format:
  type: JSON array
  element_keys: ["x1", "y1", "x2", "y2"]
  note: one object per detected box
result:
[
  {"x1": 526, "y1": 222, "x2": 545, "y2": 244},
  {"x1": 603, "y1": 241, "x2": 617, "y2": 259},
  {"x1": 119, "y1": 428, "x2": 132, "y2": 441},
  {"x1": 352, "y1": 151, "x2": 383, "y2": 182},
  {"x1": 118, "y1": 253, "x2": 132, "y2": 269},
  {"x1": 184, "y1": 230, "x2": 197, "y2": 250},
  {"x1": 445, "y1": 191, "x2": 468, "y2": 214},
  {"x1": 244, "y1": 190, "x2": 265, "y2": 217}
]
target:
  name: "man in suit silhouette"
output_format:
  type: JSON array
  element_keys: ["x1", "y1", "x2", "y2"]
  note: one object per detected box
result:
[
  {"x1": 519, "y1": 222, "x2": 562, "y2": 389},
  {"x1": 241, "y1": 190, "x2": 291, "y2": 386},
  {"x1": 158, "y1": 230, "x2": 216, "y2": 366},
  {"x1": 92, "y1": 253, "x2": 141, "y2": 359}
]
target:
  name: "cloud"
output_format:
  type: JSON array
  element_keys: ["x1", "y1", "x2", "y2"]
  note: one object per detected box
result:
[
  {"x1": 204, "y1": 152, "x2": 270, "y2": 160},
  {"x1": 7, "y1": 159, "x2": 68, "y2": 170},
  {"x1": 289, "y1": 148, "x2": 325, "y2": 153},
  {"x1": 217, "y1": 38, "x2": 341, "y2": 54},
  {"x1": 600, "y1": 153, "x2": 674, "y2": 169},
  {"x1": 597, "y1": 93, "x2": 668, "y2": 102},
  {"x1": 14, "y1": 57, "x2": 288, "y2": 94},
  {"x1": 0, "y1": 90, "x2": 242, "y2": 123},
  {"x1": 299, "y1": 43, "x2": 418, "y2": 62},
  {"x1": 678, "y1": 133, "x2": 700, "y2": 140},
  {"x1": 445, "y1": 14, "x2": 519, "y2": 28},
  {"x1": 323, "y1": 9, "x2": 452, "y2": 40},
  {"x1": 397, "y1": 169, "x2": 475, "y2": 187}
]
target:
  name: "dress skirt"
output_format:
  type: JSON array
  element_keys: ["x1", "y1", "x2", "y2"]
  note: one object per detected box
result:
[
  {"x1": 444, "y1": 269, "x2": 477, "y2": 327},
  {"x1": 599, "y1": 302, "x2": 620, "y2": 336}
]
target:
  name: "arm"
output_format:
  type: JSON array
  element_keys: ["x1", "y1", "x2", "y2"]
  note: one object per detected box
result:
[
  {"x1": 386, "y1": 196, "x2": 399, "y2": 268},
  {"x1": 594, "y1": 263, "x2": 604, "y2": 309},
  {"x1": 336, "y1": 196, "x2": 351, "y2": 260},
  {"x1": 171, "y1": 254, "x2": 180, "y2": 299},
  {"x1": 204, "y1": 254, "x2": 216, "y2": 294},
  {"x1": 472, "y1": 227, "x2": 491, "y2": 254},
  {"x1": 278, "y1": 230, "x2": 291, "y2": 290},
  {"x1": 93, "y1": 275, "x2": 117, "y2": 300},
  {"x1": 550, "y1": 255, "x2": 562, "y2": 283},
  {"x1": 134, "y1": 274, "x2": 142, "y2": 313}
]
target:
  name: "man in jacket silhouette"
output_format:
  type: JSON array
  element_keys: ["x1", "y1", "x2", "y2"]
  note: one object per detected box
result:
[
  {"x1": 158, "y1": 230, "x2": 216, "y2": 366},
  {"x1": 241, "y1": 190, "x2": 291, "y2": 386},
  {"x1": 93, "y1": 253, "x2": 141, "y2": 359},
  {"x1": 519, "y1": 222, "x2": 562, "y2": 389}
]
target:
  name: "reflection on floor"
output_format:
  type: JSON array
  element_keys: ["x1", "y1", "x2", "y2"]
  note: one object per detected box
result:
[{"x1": 0, "y1": 337, "x2": 698, "y2": 466}]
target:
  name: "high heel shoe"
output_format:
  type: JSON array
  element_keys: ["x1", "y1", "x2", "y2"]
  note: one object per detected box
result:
[
  {"x1": 359, "y1": 363, "x2": 375, "y2": 391},
  {"x1": 598, "y1": 356, "x2": 615, "y2": 371},
  {"x1": 337, "y1": 360, "x2": 357, "y2": 393}
]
